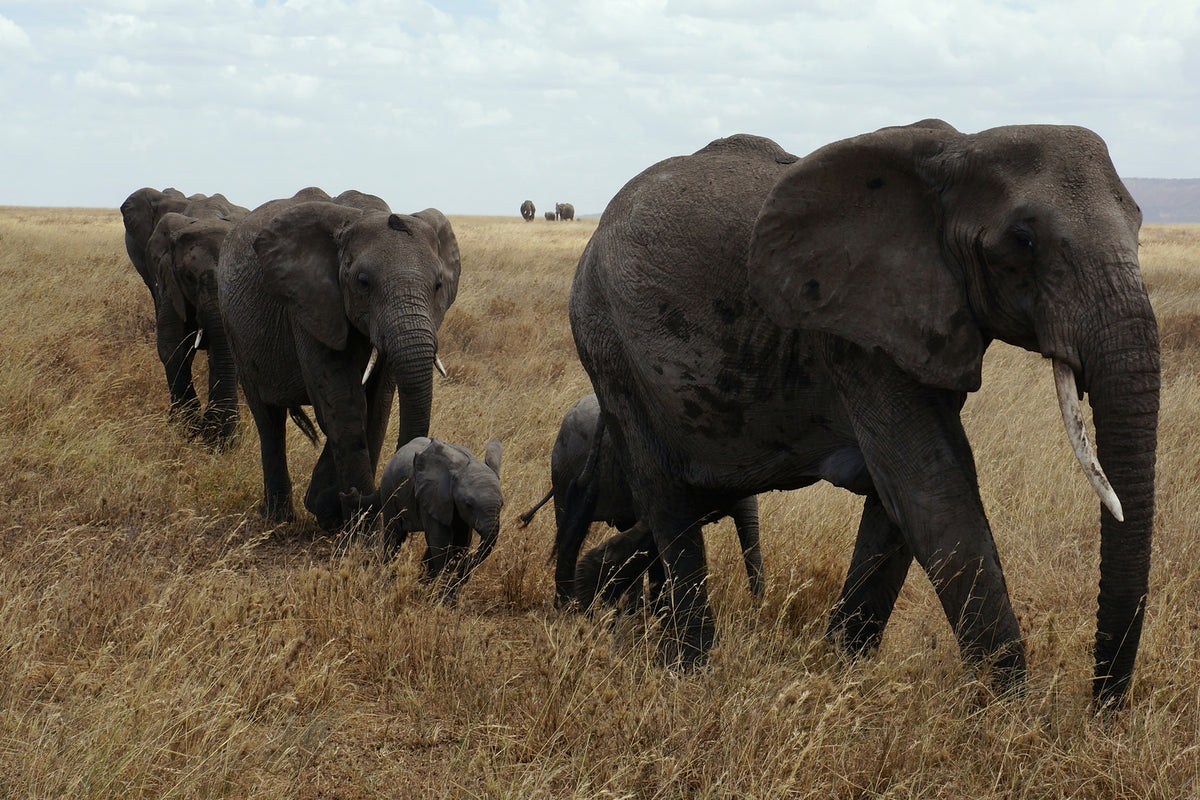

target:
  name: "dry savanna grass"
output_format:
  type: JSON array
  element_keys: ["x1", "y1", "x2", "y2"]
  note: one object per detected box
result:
[{"x1": 0, "y1": 205, "x2": 1198, "y2": 798}]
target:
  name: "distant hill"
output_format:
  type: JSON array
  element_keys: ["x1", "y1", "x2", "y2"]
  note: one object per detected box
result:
[{"x1": 1123, "y1": 178, "x2": 1200, "y2": 223}]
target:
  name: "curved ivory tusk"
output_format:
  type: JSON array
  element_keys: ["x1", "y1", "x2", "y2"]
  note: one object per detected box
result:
[
  {"x1": 435, "y1": 356, "x2": 448, "y2": 378},
  {"x1": 361, "y1": 347, "x2": 379, "y2": 386},
  {"x1": 193, "y1": 328, "x2": 204, "y2": 351},
  {"x1": 1053, "y1": 359, "x2": 1124, "y2": 522}
]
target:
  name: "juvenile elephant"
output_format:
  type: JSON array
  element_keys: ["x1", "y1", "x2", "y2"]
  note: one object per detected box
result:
[
  {"x1": 521, "y1": 200, "x2": 536, "y2": 221},
  {"x1": 569, "y1": 123, "x2": 1160, "y2": 705},
  {"x1": 519, "y1": 394, "x2": 763, "y2": 607},
  {"x1": 544, "y1": 211, "x2": 556, "y2": 221},
  {"x1": 146, "y1": 212, "x2": 239, "y2": 445},
  {"x1": 121, "y1": 188, "x2": 248, "y2": 303},
  {"x1": 377, "y1": 437, "x2": 503, "y2": 596},
  {"x1": 556, "y1": 202, "x2": 575, "y2": 221},
  {"x1": 218, "y1": 187, "x2": 461, "y2": 530}
]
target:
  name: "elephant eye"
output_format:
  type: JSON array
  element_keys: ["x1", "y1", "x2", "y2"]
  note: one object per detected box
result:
[
  {"x1": 357, "y1": 271, "x2": 371, "y2": 289},
  {"x1": 1010, "y1": 223, "x2": 1035, "y2": 252}
]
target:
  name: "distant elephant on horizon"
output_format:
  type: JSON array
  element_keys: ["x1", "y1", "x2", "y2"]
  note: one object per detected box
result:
[
  {"x1": 146, "y1": 213, "x2": 239, "y2": 446},
  {"x1": 520, "y1": 393, "x2": 764, "y2": 608},
  {"x1": 544, "y1": 211, "x2": 556, "y2": 221},
  {"x1": 556, "y1": 202, "x2": 575, "y2": 221},
  {"x1": 521, "y1": 200, "x2": 536, "y2": 221},
  {"x1": 217, "y1": 187, "x2": 461, "y2": 530},
  {"x1": 374, "y1": 436, "x2": 504, "y2": 598},
  {"x1": 121, "y1": 188, "x2": 248, "y2": 304}
]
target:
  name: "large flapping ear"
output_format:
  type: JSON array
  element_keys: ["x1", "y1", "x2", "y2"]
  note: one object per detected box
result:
[
  {"x1": 413, "y1": 440, "x2": 472, "y2": 526},
  {"x1": 253, "y1": 201, "x2": 363, "y2": 351},
  {"x1": 747, "y1": 120, "x2": 985, "y2": 392},
  {"x1": 150, "y1": 213, "x2": 191, "y2": 319},
  {"x1": 411, "y1": 208, "x2": 462, "y2": 311}
]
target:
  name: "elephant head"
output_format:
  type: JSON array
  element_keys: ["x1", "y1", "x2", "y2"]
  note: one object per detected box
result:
[
  {"x1": 747, "y1": 121, "x2": 1159, "y2": 704},
  {"x1": 148, "y1": 212, "x2": 239, "y2": 444},
  {"x1": 252, "y1": 202, "x2": 461, "y2": 453},
  {"x1": 122, "y1": 187, "x2": 189, "y2": 297}
]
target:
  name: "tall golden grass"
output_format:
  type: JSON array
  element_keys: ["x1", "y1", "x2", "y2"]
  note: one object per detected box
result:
[{"x1": 0, "y1": 205, "x2": 1197, "y2": 798}]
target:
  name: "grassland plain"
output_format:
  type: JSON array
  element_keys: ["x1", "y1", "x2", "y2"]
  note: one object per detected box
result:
[{"x1": 0, "y1": 206, "x2": 1197, "y2": 799}]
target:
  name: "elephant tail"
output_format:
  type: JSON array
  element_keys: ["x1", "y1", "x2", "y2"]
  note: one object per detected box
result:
[
  {"x1": 288, "y1": 407, "x2": 320, "y2": 445},
  {"x1": 520, "y1": 487, "x2": 554, "y2": 528}
]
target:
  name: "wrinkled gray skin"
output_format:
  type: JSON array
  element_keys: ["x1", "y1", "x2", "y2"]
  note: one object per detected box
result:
[
  {"x1": 569, "y1": 122, "x2": 1159, "y2": 706},
  {"x1": 146, "y1": 213, "x2": 240, "y2": 445},
  {"x1": 544, "y1": 211, "x2": 556, "y2": 221},
  {"x1": 121, "y1": 188, "x2": 248, "y2": 304},
  {"x1": 556, "y1": 202, "x2": 575, "y2": 221},
  {"x1": 521, "y1": 200, "x2": 536, "y2": 221},
  {"x1": 519, "y1": 393, "x2": 763, "y2": 607},
  {"x1": 218, "y1": 187, "x2": 461, "y2": 530},
  {"x1": 377, "y1": 437, "x2": 503, "y2": 597}
]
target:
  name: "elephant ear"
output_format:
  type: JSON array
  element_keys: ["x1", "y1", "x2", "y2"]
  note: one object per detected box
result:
[
  {"x1": 411, "y1": 208, "x2": 461, "y2": 313},
  {"x1": 413, "y1": 440, "x2": 472, "y2": 526},
  {"x1": 150, "y1": 213, "x2": 191, "y2": 319},
  {"x1": 747, "y1": 121, "x2": 985, "y2": 393},
  {"x1": 253, "y1": 201, "x2": 364, "y2": 351},
  {"x1": 482, "y1": 438, "x2": 502, "y2": 477}
]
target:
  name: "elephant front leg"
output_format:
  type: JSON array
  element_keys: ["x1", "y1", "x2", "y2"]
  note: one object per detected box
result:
[
  {"x1": 827, "y1": 492, "x2": 913, "y2": 654},
  {"x1": 828, "y1": 346, "x2": 1026, "y2": 684},
  {"x1": 156, "y1": 310, "x2": 201, "y2": 433}
]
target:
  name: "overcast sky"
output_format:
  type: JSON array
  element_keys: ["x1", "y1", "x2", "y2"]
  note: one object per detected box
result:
[{"x1": 2, "y1": 0, "x2": 1197, "y2": 216}]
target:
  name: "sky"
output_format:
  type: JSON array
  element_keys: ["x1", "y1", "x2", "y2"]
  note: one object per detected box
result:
[{"x1": 1, "y1": 0, "x2": 1197, "y2": 216}]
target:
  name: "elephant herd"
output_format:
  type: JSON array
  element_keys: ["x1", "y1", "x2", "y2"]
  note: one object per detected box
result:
[
  {"x1": 123, "y1": 118, "x2": 1162, "y2": 707},
  {"x1": 519, "y1": 200, "x2": 574, "y2": 221}
]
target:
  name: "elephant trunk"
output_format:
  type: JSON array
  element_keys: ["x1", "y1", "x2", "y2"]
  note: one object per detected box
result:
[
  {"x1": 202, "y1": 300, "x2": 240, "y2": 447},
  {"x1": 1079, "y1": 304, "x2": 1160, "y2": 706},
  {"x1": 384, "y1": 315, "x2": 438, "y2": 449}
]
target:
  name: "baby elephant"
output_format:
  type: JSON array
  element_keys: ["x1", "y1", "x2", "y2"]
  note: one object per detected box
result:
[
  {"x1": 379, "y1": 437, "x2": 503, "y2": 596},
  {"x1": 521, "y1": 394, "x2": 764, "y2": 607}
]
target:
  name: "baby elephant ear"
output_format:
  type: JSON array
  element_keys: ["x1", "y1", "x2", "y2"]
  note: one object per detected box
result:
[
  {"x1": 747, "y1": 121, "x2": 985, "y2": 393},
  {"x1": 413, "y1": 439, "x2": 471, "y2": 526},
  {"x1": 253, "y1": 201, "x2": 362, "y2": 351},
  {"x1": 483, "y1": 438, "x2": 502, "y2": 477}
]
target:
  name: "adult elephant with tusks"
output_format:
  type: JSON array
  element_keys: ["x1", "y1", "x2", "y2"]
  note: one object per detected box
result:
[
  {"x1": 556, "y1": 202, "x2": 575, "y2": 221},
  {"x1": 218, "y1": 188, "x2": 460, "y2": 530},
  {"x1": 146, "y1": 212, "x2": 240, "y2": 446},
  {"x1": 521, "y1": 200, "x2": 536, "y2": 221},
  {"x1": 568, "y1": 121, "x2": 1159, "y2": 706},
  {"x1": 121, "y1": 188, "x2": 248, "y2": 303}
]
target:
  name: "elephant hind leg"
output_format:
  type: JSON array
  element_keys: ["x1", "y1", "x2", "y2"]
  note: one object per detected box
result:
[
  {"x1": 250, "y1": 402, "x2": 294, "y2": 522},
  {"x1": 827, "y1": 493, "x2": 912, "y2": 654}
]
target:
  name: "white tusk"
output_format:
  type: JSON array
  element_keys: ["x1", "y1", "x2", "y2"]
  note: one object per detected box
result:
[
  {"x1": 193, "y1": 328, "x2": 204, "y2": 350},
  {"x1": 1053, "y1": 359, "x2": 1124, "y2": 522},
  {"x1": 435, "y1": 356, "x2": 448, "y2": 378},
  {"x1": 361, "y1": 347, "x2": 379, "y2": 386}
]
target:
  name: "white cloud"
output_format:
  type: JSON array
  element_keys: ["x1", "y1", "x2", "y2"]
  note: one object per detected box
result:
[{"x1": 0, "y1": 0, "x2": 1196, "y2": 212}]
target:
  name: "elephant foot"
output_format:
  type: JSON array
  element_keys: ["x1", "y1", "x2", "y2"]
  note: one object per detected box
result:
[
  {"x1": 657, "y1": 617, "x2": 715, "y2": 672},
  {"x1": 258, "y1": 495, "x2": 295, "y2": 523},
  {"x1": 305, "y1": 484, "x2": 345, "y2": 531},
  {"x1": 826, "y1": 608, "x2": 886, "y2": 657}
]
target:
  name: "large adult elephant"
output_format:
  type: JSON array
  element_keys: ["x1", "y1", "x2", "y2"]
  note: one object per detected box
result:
[
  {"x1": 568, "y1": 123, "x2": 1160, "y2": 706},
  {"x1": 218, "y1": 187, "x2": 461, "y2": 529},
  {"x1": 556, "y1": 202, "x2": 575, "y2": 221},
  {"x1": 521, "y1": 200, "x2": 536, "y2": 221},
  {"x1": 146, "y1": 213, "x2": 239, "y2": 445},
  {"x1": 121, "y1": 188, "x2": 248, "y2": 302}
]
